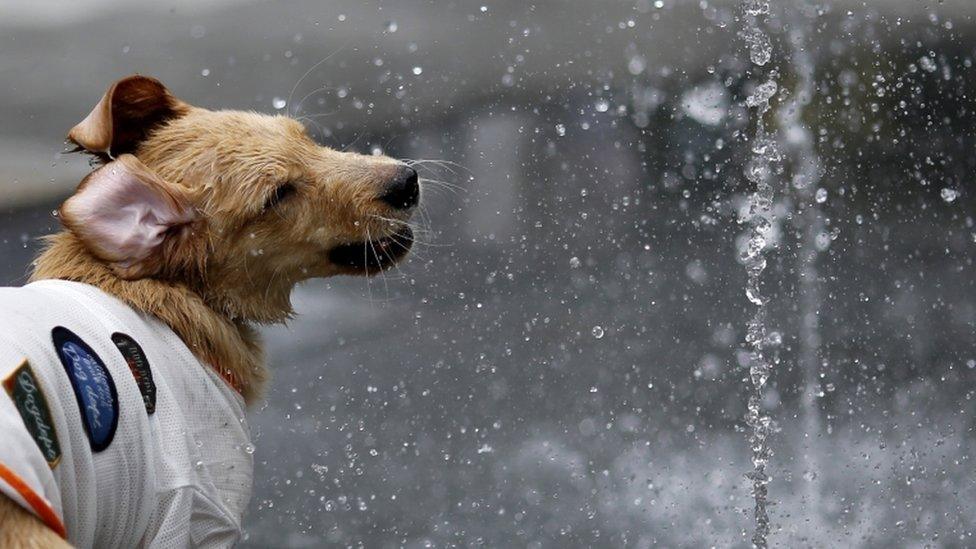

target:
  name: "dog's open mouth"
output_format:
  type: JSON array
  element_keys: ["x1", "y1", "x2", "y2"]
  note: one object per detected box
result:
[{"x1": 328, "y1": 226, "x2": 414, "y2": 273}]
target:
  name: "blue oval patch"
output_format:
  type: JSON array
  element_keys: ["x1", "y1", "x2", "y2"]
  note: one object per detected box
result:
[{"x1": 52, "y1": 327, "x2": 118, "y2": 452}]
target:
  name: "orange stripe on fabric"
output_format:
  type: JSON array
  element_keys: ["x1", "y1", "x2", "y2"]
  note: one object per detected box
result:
[{"x1": 0, "y1": 461, "x2": 66, "y2": 539}]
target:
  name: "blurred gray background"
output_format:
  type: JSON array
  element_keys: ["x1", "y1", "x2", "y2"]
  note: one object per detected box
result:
[{"x1": 2, "y1": 0, "x2": 975, "y2": 547}]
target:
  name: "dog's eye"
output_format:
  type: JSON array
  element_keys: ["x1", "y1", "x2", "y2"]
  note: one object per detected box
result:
[{"x1": 264, "y1": 183, "x2": 297, "y2": 210}]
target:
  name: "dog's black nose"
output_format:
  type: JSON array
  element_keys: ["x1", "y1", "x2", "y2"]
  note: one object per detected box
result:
[{"x1": 379, "y1": 166, "x2": 419, "y2": 210}]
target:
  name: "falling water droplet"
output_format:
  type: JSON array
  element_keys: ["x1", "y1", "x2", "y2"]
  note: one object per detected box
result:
[
  {"x1": 591, "y1": 326, "x2": 605, "y2": 339},
  {"x1": 569, "y1": 256, "x2": 581, "y2": 269},
  {"x1": 627, "y1": 54, "x2": 647, "y2": 75},
  {"x1": 746, "y1": 80, "x2": 778, "y2": 107},
  {"x1": 815, "y1": 188, "x2": 828, "y2": 203},
  {"x1": 746, "y1": 287, "x2": 764, "y2": 306},
  {"x1": 384, "y1": 20, "x2": 398, "y2": 32},
  {"x1": 941, "y1": 188, "x2": 959, "y2": 202},
  {"x1": 919, "y1": 55, "x2": 938, "y2": 73},
  {"x1": 272, "y1": 97, "x2": 287, "y2": 110},
  {"x1": 412, "y1": 66, "x2": 423, "y2": 76}
]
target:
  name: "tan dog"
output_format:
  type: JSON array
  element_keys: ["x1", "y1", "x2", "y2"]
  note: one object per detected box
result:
[{"x1": 0, "y1": 75, "x2": 418, "y2": 547}]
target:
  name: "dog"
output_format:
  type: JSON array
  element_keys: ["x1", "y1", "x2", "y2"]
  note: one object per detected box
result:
[{"x1": 0, "y1": 75, "x2": 418, "y2": 547}]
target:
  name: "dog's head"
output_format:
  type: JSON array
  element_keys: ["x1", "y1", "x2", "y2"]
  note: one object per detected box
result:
[{"x1": 59, "y1": 75, "x2": 418, "y2": 321}]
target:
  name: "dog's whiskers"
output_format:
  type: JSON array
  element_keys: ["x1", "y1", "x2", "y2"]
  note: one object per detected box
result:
[
  {"x1": 364, "y1": 226, "x2": 392, "y2": 298},
  {"x1": 366, "y1": 215, "x2": 443, "y2": 252},
  {"x1": 367, "y1": 213, "x2": 429, "y2": 233},
  {"x1": 375, "y1": 233, "x2": 409, "y2": 280},
  {"x1": 296, "y1": 110, "x2": 341, "y2": 122},
  {"x1": 340, "y1": 132, "x2": 365, "y2": 153},
  {"x1": 418, "y1": 178, "x2": 465, "y2": 196},
  {"x1": 384, "y1": 231, "x2": 433, "y2": 263},
  {"x1": 417, "y1": 203, "x2": 434, "y2": 235},
  {"x1": 295, "y1": 115, "x2": 327, "y2": 137},
  {"x1": 292, "y1": 85, "x2": 337, "y2": 117},
  {"x1": 286, "y1": 42, "x2": 350, "y2": 114},
  {"x1": 401, "y1": 158, "x2": 472, "y2": 176}
]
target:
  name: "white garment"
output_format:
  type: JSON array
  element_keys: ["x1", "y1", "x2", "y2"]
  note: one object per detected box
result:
[{"x1": 0, "y1": 280, "x2": 252, "y2": 548}]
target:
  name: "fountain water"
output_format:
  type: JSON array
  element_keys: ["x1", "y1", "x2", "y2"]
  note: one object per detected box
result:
[{"x1": 739, "y1": 0, "x2": 780, "y2": 546}]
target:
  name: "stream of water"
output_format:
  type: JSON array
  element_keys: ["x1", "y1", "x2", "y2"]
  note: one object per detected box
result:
[{"x1": 739, "y1": 0, "x2": 780, "y2": 546}]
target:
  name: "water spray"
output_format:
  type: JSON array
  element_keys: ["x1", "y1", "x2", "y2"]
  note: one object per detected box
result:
[{"x1": 739, "y1": 0, "x2": 780, "y2": 546}]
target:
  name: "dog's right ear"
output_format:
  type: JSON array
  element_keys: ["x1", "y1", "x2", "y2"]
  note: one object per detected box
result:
[
  {"x1": 68, "y1": 75, "x2": 189, "y2": 158},
  {"x1": 60, "y1": 154, "x2": 200, "y2": 280}
]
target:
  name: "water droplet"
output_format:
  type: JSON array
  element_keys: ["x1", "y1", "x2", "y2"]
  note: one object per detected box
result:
[
  {"x1": 746, "y1": 80, "x2": 778, "y2": 107},
  {"x1": 815, "y1": 188, "x2": 828, "y2": 203},
  {"x1": 569, "y1": 256, "x2": 581, "y2": 269},
  {"x1": 243, "y1": 443, "x2": 256, "y2": 455},
  {"x1": 384, "y1": 20, "x2": 398, "y2": 32},
  {"x1": 591, "y1": 326, "x2": 605, "y2": 339},
  {"x1": 412, "y1": 66, "x2": 423, "y2": 76},
  {"x1": 200, "y1": 68, "x2": 211, "y2": 77},
  {"x1": 746, "y1": 287, "x2": 764, "y2": 306},
  {"x1": 627, "y1": 54, "x2": 647, "y2": 75},
  {"x1": 555, "y1": 123, "x2": 566, "y2": 136},
  {"x1": 815, "y1": 231, "x2": 831, "y2": 251},
  {"x1": 595, "y1": 99, "x2": 610, "y2": 113},
  {"x1": 272, "y1": 97, "x2": 286, "y2": 110},
  {"x1": 941, "y1": 188, "x2": 959, "y2": 203},
  {"x1": 919, "y1": 55, "x2": 938, "y2": 73}
]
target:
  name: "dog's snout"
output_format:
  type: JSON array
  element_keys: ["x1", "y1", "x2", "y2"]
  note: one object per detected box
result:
[{"x1": 379, "y1": 166, "x2": 419, "y2": 210}]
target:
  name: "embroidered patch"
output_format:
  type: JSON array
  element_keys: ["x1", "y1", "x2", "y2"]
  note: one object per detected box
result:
[
  {"x1": 3, "y1": 359, "x2": 61, "y2": 468},
  {"x1": 52, "y1": 327, "x2": 119, "y2": 452},
  {"x1": 111, "y1": 332, "x2": 156, "y2": 415}
]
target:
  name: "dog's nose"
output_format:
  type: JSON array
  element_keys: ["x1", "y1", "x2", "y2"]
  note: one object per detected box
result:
[{"x1": 379, "y1": 166, "x2": 419, "y2": 210}]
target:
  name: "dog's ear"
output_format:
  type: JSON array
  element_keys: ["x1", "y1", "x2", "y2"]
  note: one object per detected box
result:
[
  {"x1": 68, "y1": 75, "x2": 189, "y2": 157},
  {"x1": 60, "y1": 154, "x2": 200, "y2": 280}
]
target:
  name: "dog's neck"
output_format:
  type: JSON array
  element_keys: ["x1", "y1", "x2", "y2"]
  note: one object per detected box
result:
[{"x1": 31, "y1": 232, "x2": 266, "y2": 403}]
